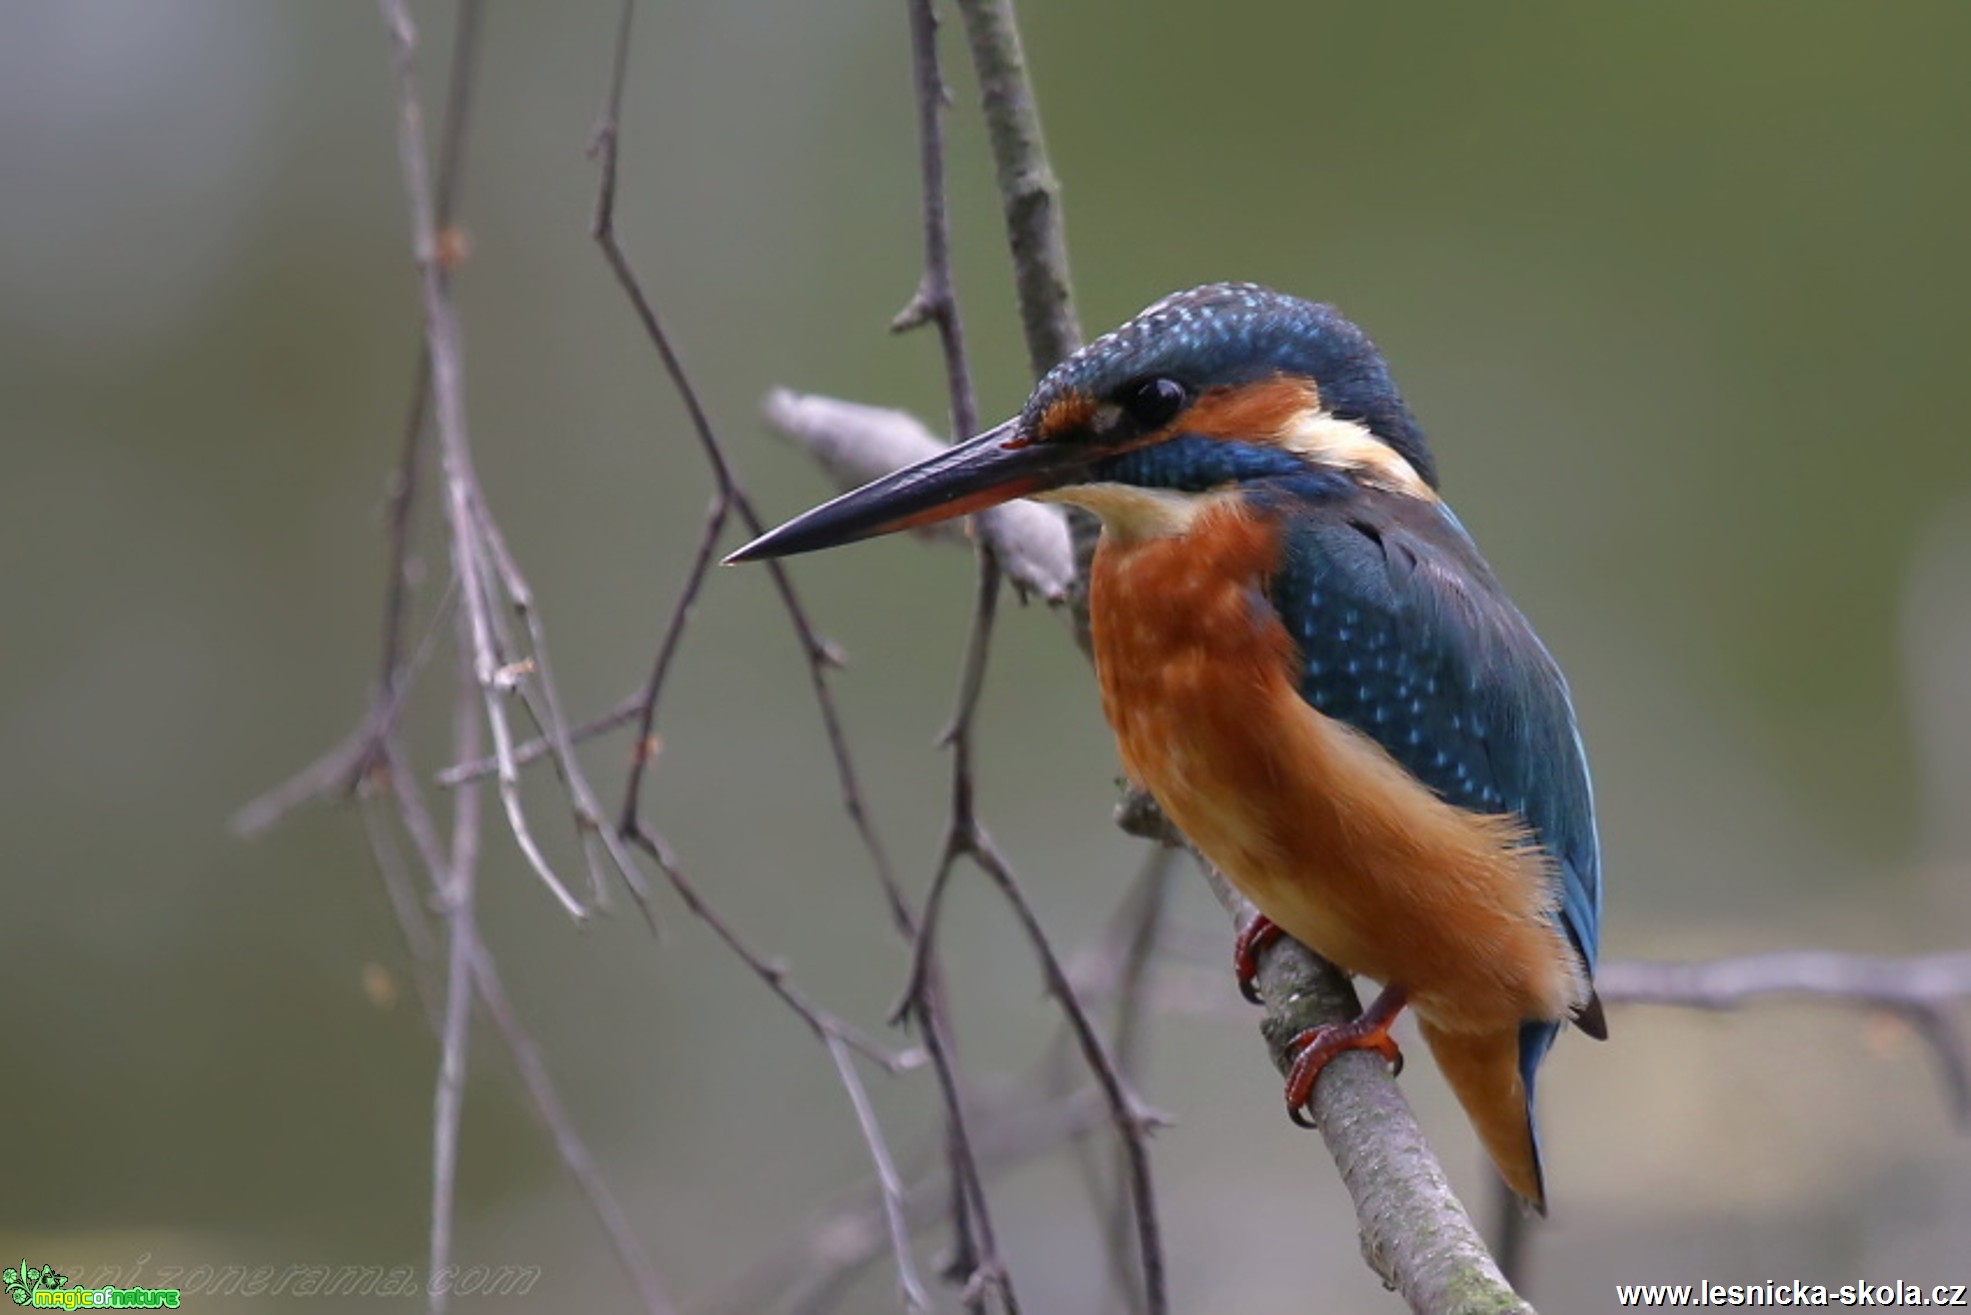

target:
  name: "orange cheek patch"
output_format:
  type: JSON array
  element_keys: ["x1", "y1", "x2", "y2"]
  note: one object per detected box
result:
[
  {"x1": 1178, "y1": 375, "x2": 1323, "y2": 443},
  {"x1": 1035, "y1": 392, "x2": 1097, "y2": 442}
]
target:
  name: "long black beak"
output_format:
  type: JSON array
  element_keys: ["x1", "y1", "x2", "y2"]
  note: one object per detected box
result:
[{"x1": 726, "y1": 417, "x2": 1084, "y2": 563}]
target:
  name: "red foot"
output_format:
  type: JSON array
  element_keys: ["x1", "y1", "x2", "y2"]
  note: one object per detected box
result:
[
  {"x1": 1233, "y1": 915, "x2": 1284, "y2": 1005},
  {"x1": 1283, "y1": 986, "x2": 1409, "y2": 1128}
]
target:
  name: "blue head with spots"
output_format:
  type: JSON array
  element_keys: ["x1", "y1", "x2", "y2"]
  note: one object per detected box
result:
[
  {"x1": 730, "y1": 283, "x2": 1439, "y2": 562},
  {"x1": 1022, "y1": 283, "x2": 1437, "y2": 490}
]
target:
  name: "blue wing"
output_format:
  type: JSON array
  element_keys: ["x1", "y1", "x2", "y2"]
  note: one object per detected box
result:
[{"x1": 1261, "y1": 485, "x2": 1604, "y2": 1080}]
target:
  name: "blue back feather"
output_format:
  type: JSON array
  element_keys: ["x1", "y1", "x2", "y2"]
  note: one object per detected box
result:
[{"x1": 1257, "y1": 482, "x2": 1602, "y2": 1159}]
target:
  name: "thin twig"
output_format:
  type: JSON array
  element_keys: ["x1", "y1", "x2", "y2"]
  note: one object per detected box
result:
[
  {"x1": 473, "y1": 513, "x2": 654, "y2": 918},
  {"x1": 587, "y1": 19, "x2": 1000, "y2": 1314},
  {"x1": 470, "y1": 939, "x2": 678, "y2": 1314},
  {"x1": 622, "y1": 826, "x2": 917, "y2": 1071},
  {"x1": 583, "y1": 12, "x2": 1032, "y2": 1315},
  {"x1": 376, "y1": 0, "x2": 481, "y2": 737},
  {"x1": 379, "y1": 0, "x2": 590, "y2": 922},
  {"x1": 428, "y1": 628, "x2": 482, "y2": 1315},
  {"x1": 619, "y1": 492, "x2": 730, "y2": 829},
  {"x1": 1095, "y1": 848, "x2": 1177, "y2": 1315},
  {"x1": 436, "y1": 688, "x2": 642, "y2": 788},
  {"x1": 694, "y1": 1082, "x2": 1113, "y2": 1315},
  {"x1": 888, "y1": 7, "x2": 1022, "y2": 1303},
  {"x1": 231, "y1": 0, "x2": 484, "y2": 837},
  {"x1": 890, "y1": 3, "x2": 1172, "y2": 1306},
  {"x1": 374, "y1": 10, "x2": 490, "y2": 1310},
  {"x1": 380, "y1": 739, "x2": 678, "y2": 1315},
  {"x1": 889, "y1": 567, "x2": 1013, "y2": 1315},
  {"x1": 892, "y1": 0, "x2": 975, "y2": 440},
  {"x1": 359, "y1": 789, "x2": 442, "y2": 1031},
  {"x1": 969, "y1": 823, "x2": 1171, "y2": 1311},
  {"x1": 373, "y1": 10, "x2": 689, "y2": 1309},
  {"x1": 892, "y1": 547, "x2": 1170, "y2": 1314},
  {"x1": 589, "y1": 0, "x2": 913, "y2": 939},
  {"x1": 825, "y1": 1033, "x2": 934, "y2": 1311},
  {"x1": 234, "y1": 575, "x2": 457, "y2": 837}
]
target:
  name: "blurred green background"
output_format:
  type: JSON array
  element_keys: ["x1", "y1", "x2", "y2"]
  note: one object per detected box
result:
[{"x1": 6, "y1": 2, "x2": 1971, "y2": 1310}]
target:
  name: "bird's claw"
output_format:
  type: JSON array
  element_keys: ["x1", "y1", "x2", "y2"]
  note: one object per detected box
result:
[
  {"x1": 1280, "y1": 995, "x2": 1408, "y2": 1123},
  {"x1": 1232, "y1": 914, "x2": 1284, "y2": 1005}
]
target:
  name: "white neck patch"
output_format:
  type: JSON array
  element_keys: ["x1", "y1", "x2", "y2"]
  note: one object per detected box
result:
[{"x1": 1276, "y1": 410, "x2": 1436, "y2": 501}]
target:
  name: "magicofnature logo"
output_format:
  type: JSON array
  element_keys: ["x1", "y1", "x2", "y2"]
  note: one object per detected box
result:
[{"x1": 4, "y1": 1263, "x2": 68, "y2": 1307}]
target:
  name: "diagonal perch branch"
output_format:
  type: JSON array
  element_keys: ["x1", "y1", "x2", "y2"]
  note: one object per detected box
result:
[{"x1": 1234, "y1": 872, "x2": 1531, "y2": 1312}]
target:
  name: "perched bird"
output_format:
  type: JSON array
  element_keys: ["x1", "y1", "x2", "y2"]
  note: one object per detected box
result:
[{"x1": 730, "y1": 283, "x2": 1604, "y2": 1210}]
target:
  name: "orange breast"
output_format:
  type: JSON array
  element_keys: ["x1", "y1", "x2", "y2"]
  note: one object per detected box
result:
[{"x1": 1089, "y1": 501, "x2": 1580, "y2": 1034}]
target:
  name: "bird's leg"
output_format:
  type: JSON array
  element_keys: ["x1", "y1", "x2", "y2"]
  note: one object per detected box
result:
[
  {"x1": 1232, "y1": 913, "x2": 1285, "y2": 1005},
  {"x1": 1283, "y1": 985, "x2": 1408, "y2": 1127}
]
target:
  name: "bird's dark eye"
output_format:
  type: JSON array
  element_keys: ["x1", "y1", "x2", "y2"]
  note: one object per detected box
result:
[{"x1": 1116, "y1": 376, "x2": 1190, "y2": 429}]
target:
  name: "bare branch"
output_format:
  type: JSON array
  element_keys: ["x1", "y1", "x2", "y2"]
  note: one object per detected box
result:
[
  {"x1": 1599, "y1": 951, "x2": 1971, "y2": 1127},
  {"x1": 1095, "y1": 848, "x2": 1177, "y2": 1314},
  {"x1": 379, "y1": 0, "x2": 593, "y2": 922},
  {"x1": 590, "y1": 0, "x2": 914, "y2": 940},
  {"x1": 374, "y1": 0, "x2": 481, "y2": 738},
  {"x1": 891, "y1": 5, "x2": 1020, "y2": 1302},
  {"x1": 619, "y1": 492, "x2": 730, "y2": 830},
  {"x1": 693, "y1": 1083, "x2": 1112, "y2": 1315},
  {"x1": 232, "y1": 0, "x2": 485, "y2": 838},
  {"x1": 374, "y1": 11, "x2": 486, "y2": 1311},
  {"x1": 949, "y1": 0, "x2": 1080, "y2": 378},
  {"x1": 761, "y1": 389, "x2": 1075, "y2": 605},
  {"x1": 587, "y1": 11, "x2": 989, "y2": 1311},
  {"x1": 427, "y1": 627, "x2": 482, "y2": 1315},
  {"x1": 469, "y1": 936, "x2": 677, "y2": 1313},
  {"x1": 709, "y1": 849, "x2": 1181, "y2": 1315},
  {"x1": 621, "y1": 825, "x2": 918, "y2": 1073},
  {"x1": 368, "y1": 10, "x2": 687, "y2": 1310},
  {"x1": 1225, "y1": 869, "x2": 1532, "y2": 1314},
  {"x1": 891, "y1": 550, "x2": 1171, "y2": 1315},
  {"x1": 885, "y1": 3, "x2": 1171, "y2": 1305},
  {"x1": 825, "y1": 1033, "x2": 934, "y2": 1312},
  {"x1": 372, "y1": 734, "x2": 677, "y2": 1315},
  {"x1": 435, "y1": 686, "x2": 641, "y2": 789},
  {"x1": 949, "y1": 0, "x2": 1102, "y2": 626},
  {"x1": 968, "y1": 825, "x2": 1172, "y2": 1308},
  {"x1": 894, "y1": 0, "x2": 976, "y2": 444}
]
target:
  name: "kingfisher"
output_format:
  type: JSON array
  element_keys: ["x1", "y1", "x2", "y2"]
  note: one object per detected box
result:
[{"x1": 730, "y1": 283, "x2": 1605, "y2": 1211}]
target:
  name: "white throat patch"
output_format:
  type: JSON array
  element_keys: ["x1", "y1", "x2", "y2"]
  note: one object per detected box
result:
[{"x1": 1037, "y1": 484, "x2": 1236, "y2": 542}]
